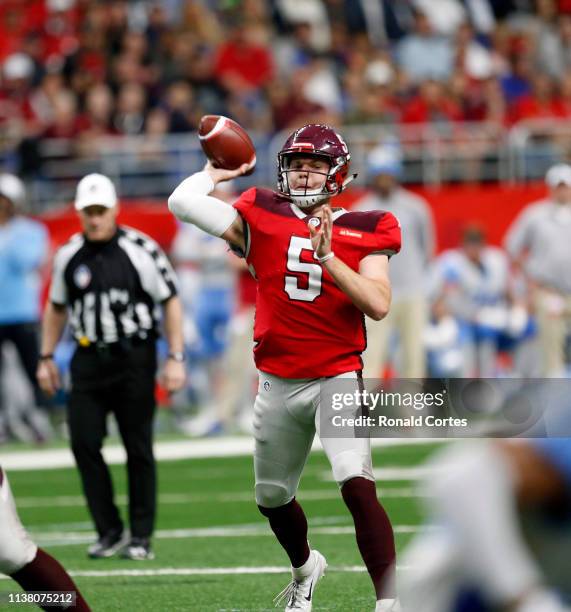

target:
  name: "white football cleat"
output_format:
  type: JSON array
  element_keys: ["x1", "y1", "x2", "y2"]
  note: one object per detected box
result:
[
  {"x1": 273, "y1": 550, "x2": 327, "y2": 611},
  {"x1": 375, "y1": 598, "x2": 401, "y2": 612}
]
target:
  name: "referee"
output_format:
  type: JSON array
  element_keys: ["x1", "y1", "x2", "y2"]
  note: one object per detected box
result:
[{"x1": 36, "y1": 173, "x2": 185, "y2": 561}]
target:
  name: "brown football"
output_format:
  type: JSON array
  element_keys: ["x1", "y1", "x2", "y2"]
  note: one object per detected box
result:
[{"x1": 198, "y1": 115, "x2": 256, "y2": 174}]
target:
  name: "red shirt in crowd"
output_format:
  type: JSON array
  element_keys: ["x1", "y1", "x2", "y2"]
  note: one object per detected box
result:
[{"x1": 214, "y1": 41, "x2": 274, "y2": 91}]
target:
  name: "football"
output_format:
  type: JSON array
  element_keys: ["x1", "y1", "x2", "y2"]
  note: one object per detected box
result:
[{"x1": 198, "y1": 115, "x2": 256, "y2": 174}]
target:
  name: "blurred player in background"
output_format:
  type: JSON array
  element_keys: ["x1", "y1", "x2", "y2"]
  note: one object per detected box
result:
[
  {"x1": 0, "y1": 466, "x2": 90, "y2": 611},
  {"x1": 355, "y1": 143, "x2": 434, "y2": 380},
  {"x1": 505, "y1": 163, "x2": 571, "y2": 377},
  {"x1": 169, "y1": 124, "x2": 401, "y2": 611},
  {"x1": 216, "y1": 254, "x2": 258, "y2": 434},
  {"x1": 0, "y1": 174, "x2": 52, "y2": 443},
  {"x1": 428, "y1": 225, "x2": 531, "y2": 377},
  {"x1": 171, "y1": 208, "x2": 235, "y2": 437},
  {"x1": 401, "y1": 435, "x2": 571, "y2": 612}
]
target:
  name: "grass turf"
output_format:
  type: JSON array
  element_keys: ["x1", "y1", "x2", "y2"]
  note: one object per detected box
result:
[{"x1": 4, "y1": 443, "x2": 443, "y2": 611}]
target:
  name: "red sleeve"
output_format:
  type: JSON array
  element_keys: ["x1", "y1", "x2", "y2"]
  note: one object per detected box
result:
[
  {"x1": 232, "y1": 188, "x2": 260, "y2": 259},
  {"x1": 233, "y1": 187, "x2": 257, "y2": 222},
  {"x1": 373, "y1": 211, "x2": 401, "y2": 257}
]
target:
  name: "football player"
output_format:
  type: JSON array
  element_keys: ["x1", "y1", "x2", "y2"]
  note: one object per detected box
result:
[
  {"x1": 400, "y1": 438, "x2": 571, "y2": 612},
  {"x1": 0, "y1": 466, "x2": 90, "y2": 610},
  {"x1": 168, "y1": 124, "x2": 401, "y2": 612}
]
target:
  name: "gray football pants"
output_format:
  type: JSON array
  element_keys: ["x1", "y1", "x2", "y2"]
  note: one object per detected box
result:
[
  {"x1": 0, "y1": 469, "x2": 37, "y2": 574},
  {"x1": 253, "y1": 370, "x2": 374, "y2": 508}
]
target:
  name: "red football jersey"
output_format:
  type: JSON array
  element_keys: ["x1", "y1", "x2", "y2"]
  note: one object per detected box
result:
[{"x1": 234, "y1": 188, "x2": 401, "y2": 378}]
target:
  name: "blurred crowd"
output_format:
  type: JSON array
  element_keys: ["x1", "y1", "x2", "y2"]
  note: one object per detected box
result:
[
  {"x1": 4, "y1": 0, "x2": 571, "y2": 178},
  {"x1": 2, "y1": 0, "x2": 571, "y2": 442}
]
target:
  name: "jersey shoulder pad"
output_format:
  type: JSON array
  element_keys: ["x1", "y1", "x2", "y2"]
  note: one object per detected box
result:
[
  {"x1": 336, "y1": 210, "x2": 401, "y2": 257},
  {"x1": 233, "y1": 187, "x2": 294, "y2": 220}
]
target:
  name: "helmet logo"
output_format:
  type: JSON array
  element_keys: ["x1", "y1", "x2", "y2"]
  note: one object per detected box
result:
[{"x1": 336, "y1": 132, "x2": 349, "y2": 154}]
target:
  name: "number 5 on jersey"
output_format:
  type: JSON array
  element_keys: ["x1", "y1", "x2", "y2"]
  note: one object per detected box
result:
[{"x1": 284, "y1": 236, "x2": 323, "y2": 302}]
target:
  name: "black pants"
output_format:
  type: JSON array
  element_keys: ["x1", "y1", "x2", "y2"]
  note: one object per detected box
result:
[
  {"x1": 0, "y1": 322, "x2": 45, "y2": 411},
  {"x1": 67, "y1": 340, "x2": 157, "y2": 539}
]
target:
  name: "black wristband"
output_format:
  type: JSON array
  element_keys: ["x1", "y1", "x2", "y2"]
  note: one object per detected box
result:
[
  {"x1": 168, "y1": 351, "x2": 185, "y2": 363},
  {"x1": 39, "y1": 354, "x2": 54, "y2": 361}
]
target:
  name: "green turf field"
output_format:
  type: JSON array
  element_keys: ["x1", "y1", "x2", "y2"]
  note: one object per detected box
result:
[{"x1": 3, "y1": 443, "x2": 443, "y2": 611}]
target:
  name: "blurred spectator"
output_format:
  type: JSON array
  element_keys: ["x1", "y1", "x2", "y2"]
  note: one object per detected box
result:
[
  {"x1": 500, "y1": 49, "x2": 533, "y2": 104},
  {"x1": 141, "y1": 108, "x2": 169, "y2": 150},
  {"x1": 179, "y1": 0, "x2": 224, "y2": 46},
  {"x1": 505, "y1": 163, "x2": 571, "y2": 376},
  {"x1": 298, "y1": 57, "x2": 343, "y2": 115},
  {"x1": 268, "y1": 75, "x2": 330, "y2": 131},
  {"x1": 356, "y1": 143, "x2": 434, "y2": 379},
  {"x1": 509, "y1": 73, "x2": 563, "y2": 122},
  {"x1": 62, "y1": 21, "x2": 107, "y2": 99},
  {"x1": 77, "y1": 83, "x2": 115, "y2": 137},
  {"x1": 275, "y1": 0, "x2": 332, "y2": 52},
  {"x1": 42, "y1": 90, "x2": 80, "y2": 139},
  {"x1": 162, "y1": 81, "x2": 201, "y2": 133},
  {"x1": 113, "y1": 83, "x2": 146, "y2": 135},
  {"x1": 463, "y1": 0, "x2": 497, "y2": 35},
  {"x1": 536, "y1": 13, "x2": 571, "y2": 78},
  {"x1": 28, "y1": 72, "x2": 66, "y2": 128},
  {"x1": 402, "y1": 80, "x2": 464, "y2": 123},
  {"x1": 341, "y1": 0, "x2": 413, "y2": 46},
  {"x1": 0, "y1": 174, "x2": 51, "y2": 442},
  {"x1": 415, "y1": 0, "x2": 467, "y2": 36},
  {"x1": 0, "y1": 53, "x2": 41, "y2": 139},
  {"x1": 397, "y1": 9, "x2": 454, "y2": 82},
  {"x1": 555, "y1": 68, "x2": 571, "y2": 116},
  {"x1": 273, "y1": 21, "x2": 322, "y2": 77},
  {"x1": 455, "y1": 22, "x2": 495, "y2": 81},
  {"x1": 344, "y1": 76, "x2": 400, "y2": 126},
  {"x1": 214, "y1": 21, "x2": 274, "y2": 95}
]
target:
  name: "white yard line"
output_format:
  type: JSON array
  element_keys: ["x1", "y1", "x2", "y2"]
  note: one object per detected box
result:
[
  {"x1": 15, "y1": 486, "x2": 420, "y2": 509},
  {"x1": 33, "y1": 524, "x2": 428, "y2": 547},
  {"x1": 0, "y1": 564, "x2": 414, "y2": 580},
  {"x1": 1, "y1": 437, "x2": 444, "y2": 471}
]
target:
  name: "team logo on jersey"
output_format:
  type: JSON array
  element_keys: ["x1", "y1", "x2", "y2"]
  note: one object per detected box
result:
[
  {"x1": 74, "y1": 264, "x2": 92, "y2": 289},
  {"x1": 263, "y1": 380, "x2": 271, "y2": 392},
  {"x1": 308, "y1": 217, "x2": 321, "y2": 228}
]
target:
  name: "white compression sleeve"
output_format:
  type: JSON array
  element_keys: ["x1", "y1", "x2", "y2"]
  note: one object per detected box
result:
[{"x1": 168, "y1": 171, "x2": 238, "y2": 237}]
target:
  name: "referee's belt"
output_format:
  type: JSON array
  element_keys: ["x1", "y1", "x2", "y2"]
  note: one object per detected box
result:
[{"x1": 76, "y1": 335, "x2": 153, "y2": 355}]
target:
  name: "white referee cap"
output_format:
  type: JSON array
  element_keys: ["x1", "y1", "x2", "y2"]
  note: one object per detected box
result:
[
  {"x1": 545, "y1": 163, "x2": 571, "y2": 188},
  {"x1": 75, "y1": 173, "x2": 118, "y2": 210},
  {"x1": 0, "y1": 173, "x2": 26, "y2": 208}
]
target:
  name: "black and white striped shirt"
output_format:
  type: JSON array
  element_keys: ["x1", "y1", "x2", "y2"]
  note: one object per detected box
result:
[{"x1": 49, "y1": 227, "x2": 178, "y2": 345}]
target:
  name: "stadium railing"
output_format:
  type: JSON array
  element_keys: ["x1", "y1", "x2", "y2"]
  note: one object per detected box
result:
[{"x1": 27, "y1": 119, "x2": 571, "y2": 210}]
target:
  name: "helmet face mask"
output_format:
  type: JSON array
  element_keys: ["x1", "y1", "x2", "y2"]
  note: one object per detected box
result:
[{"x1": 277, "y1": 124, "x2": 352, "y2": 209}]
